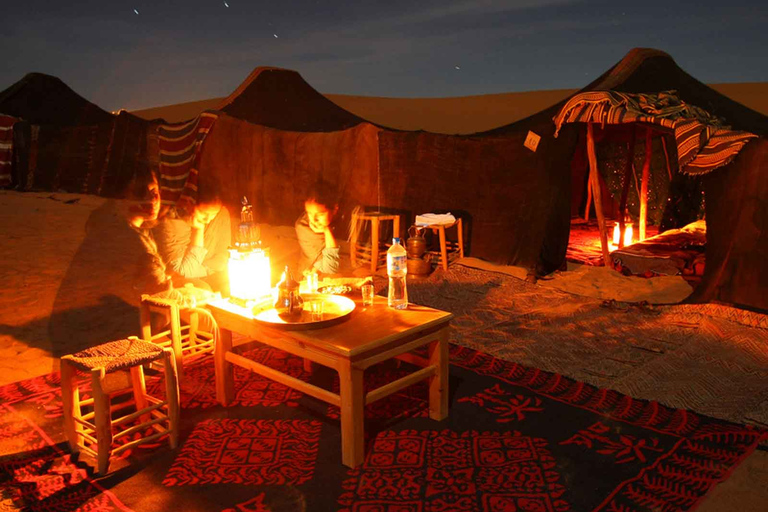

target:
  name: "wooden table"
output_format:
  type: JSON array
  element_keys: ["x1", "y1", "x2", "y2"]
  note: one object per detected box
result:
[{"x1": 207, "y1": 296, "x2": 452, "y2": 468}]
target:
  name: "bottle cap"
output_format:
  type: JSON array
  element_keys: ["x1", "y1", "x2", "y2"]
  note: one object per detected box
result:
[{"x1": 393, "y1": 237, "x2": 401, "y2": 244}]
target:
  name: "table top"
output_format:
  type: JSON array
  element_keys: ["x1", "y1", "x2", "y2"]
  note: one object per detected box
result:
[{"x1": 207, "y1": 295, "x2": 452, "y2": 358}]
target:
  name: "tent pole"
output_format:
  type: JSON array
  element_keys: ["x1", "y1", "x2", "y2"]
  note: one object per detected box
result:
[
  {"x1": 639, "y1": 126, "x2": 652, "y2": 241},
  {"x1": 618, "y1": 126, "x2": 638, "y2": 248},
  {"x1": 583, "y1": 178, "x2": 592, "y2": 221},
  {"x1": 661, "y1": 136, "x2": 672, "y2": 181},
  {"x1": 586, "y1": 123, "x2": 610, "y2": 265}
]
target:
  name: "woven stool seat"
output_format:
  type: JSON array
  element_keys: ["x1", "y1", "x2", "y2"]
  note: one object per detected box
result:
[
  {"x1": 140, "y1": 287, "x2": 218, "y2": 381},
  {"x1": 63, "y1": 338, "x2": 163, "y2": 373},
  {"x1": 61, "y1": 336, "x2": 180, "y2": 475}
]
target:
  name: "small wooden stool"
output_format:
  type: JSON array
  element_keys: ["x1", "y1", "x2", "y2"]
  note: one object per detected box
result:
[
  {"x1": 350, "y1": 210, "x2": 401, "y2": 273},
  {"x1": 60, "y1": 337, "x2": 180, "y2": 475},
  {"x1": 139, "y1": 294, "x2": 217, "y2": 380},
  {"x1": 426, "y1": 218, "x2": 464, "y2": 271}
]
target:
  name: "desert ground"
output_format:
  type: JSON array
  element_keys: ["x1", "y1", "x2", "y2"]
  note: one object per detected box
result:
[{"x1": 0, "y1": 189, "x2": 766, "y2": 510}]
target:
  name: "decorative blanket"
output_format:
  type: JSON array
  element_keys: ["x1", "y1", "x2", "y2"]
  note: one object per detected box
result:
[
  {"x1": 157, "y1": 111, "x2": 219, "y2": 210},
  {"x1": 0, "y1": 114, "x2": 16, "y2": 187},
  {"x1": 552, "y1": 90, "x2": 757, "y2": 175},
  {"x1": 611, "y1": 220, "x2": 707, "y2": 277}
]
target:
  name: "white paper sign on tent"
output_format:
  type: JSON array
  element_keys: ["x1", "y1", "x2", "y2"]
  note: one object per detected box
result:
[{"x1": 524, "y1": 131, "x2": 541, "y2": 152}]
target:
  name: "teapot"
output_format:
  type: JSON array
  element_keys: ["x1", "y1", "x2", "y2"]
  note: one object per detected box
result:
[
  {"x1": 406, "y1": 225, "x2": 427, "y2": 258},
  {"x1": 274, "y1": 266, "x2": 304, "y2": 321}
]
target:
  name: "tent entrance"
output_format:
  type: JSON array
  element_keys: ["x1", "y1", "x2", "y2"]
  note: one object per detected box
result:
[{"x1": 566, "y1": 123, "x2": 682, "y2": 266}]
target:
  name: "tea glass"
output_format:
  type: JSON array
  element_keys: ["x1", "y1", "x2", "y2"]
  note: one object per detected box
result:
[
  {"x1": 361, "y1": 283, "x2": 375, "y2": 307},
  {"x1": 306, "y1": 271, "x2": 319, "y2": 293},
  {"x1": 310, "y1": 300, "x2": 324, "y2": 321}
]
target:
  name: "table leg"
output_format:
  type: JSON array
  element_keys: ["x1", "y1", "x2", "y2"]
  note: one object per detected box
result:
[
  {"x1": 338, "y1": 361, "x2": 365, "y2": 468},
  {"x1": 428, "y1": 327, "x2": 449, "y2": 421},
  {"x1": 215, "y1": 328, "x2": 234, "y2": 405}
]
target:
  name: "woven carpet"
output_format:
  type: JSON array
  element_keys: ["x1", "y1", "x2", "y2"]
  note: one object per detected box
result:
[
  {"x1": 408, "y1": 265, "x2": 768, "y2": 428},
  {"x1": 1, "y1": 344, "x2": 765, "y2": 512}
]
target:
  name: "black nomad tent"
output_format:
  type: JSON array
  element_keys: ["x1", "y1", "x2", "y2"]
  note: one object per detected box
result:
[
  {"x1": 474, "y1": 48, "x2": 767, "y2": 311},
  {"x1": 0, "y1": 72, "x2": 151, "y2": 195}
]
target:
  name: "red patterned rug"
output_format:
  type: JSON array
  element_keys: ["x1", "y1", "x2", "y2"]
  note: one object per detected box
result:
[{"x1": 1, "y1": 344, "x2": 764, "y2": 512}]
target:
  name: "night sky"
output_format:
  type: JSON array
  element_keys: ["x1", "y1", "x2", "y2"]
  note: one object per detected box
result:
[{"x1": 2, "y1": 0, "x2": 766, "y2": 111}]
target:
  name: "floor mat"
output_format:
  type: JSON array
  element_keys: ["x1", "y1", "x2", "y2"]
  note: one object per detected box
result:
[{"x1": 1, "y1": 344, "x2": 765, "y2": 511}]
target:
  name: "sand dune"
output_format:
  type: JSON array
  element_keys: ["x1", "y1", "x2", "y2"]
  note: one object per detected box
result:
[{"x1": 130, "y1": 83, "x2": 768, "y2": 134}]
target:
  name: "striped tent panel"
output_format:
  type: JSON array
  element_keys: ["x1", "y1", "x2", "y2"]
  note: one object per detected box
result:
[
  {"x1": 552, "y1": 90, "x2": 757, "y2": 175},
  {"x1": 0, "y1": 114, "x2": 16, "y2": 187},
  {"x1": 157, "y1": 111, "x2": 219, "y2": 208}
]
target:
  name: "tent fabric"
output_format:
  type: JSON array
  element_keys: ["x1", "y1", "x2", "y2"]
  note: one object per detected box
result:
[
  {"x1": 584, "y1": 49, "x2": 768, "y2": 137},
  {"x1": 0, "y1": 114, "x2": 15, "y2": 187},
  {"x1": 215, "y1": 67, "x2": 367, "y2": 132},
  {"x1": 690, "y1": 138, "x2": 768, "y2": 311},
  {"x1": 195, "y1": 116, "x2": 381, "y2": 228},
  {"x1": 552, "y1": 90, "x2": 757, "y2": 175},
  {"x1": 0, "y1": 73, "x2": 153, "y2": 196},
  {"x1": 22, "y1": 112, "x2": 150, "y2": 196},
  {"x1": 0, "y1": 72, "x2": 113, "y2": 127},
  {"x1": 157, "y1": 111, "x2": 219, "y2": 209},
  {"x1": 378, "y1": 127, "x2": 577, "y2": 271}
]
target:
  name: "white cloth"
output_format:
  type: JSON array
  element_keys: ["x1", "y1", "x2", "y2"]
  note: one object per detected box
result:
[{"x1": 415, "y1": 213, "x2": 456, "y2": 226}]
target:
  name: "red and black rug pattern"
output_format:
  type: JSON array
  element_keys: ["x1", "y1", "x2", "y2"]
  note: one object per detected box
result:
[
  {"x1": 163, "y1": 419, "x2": 322, "y2": 486},
  {"x1": 1, "y1": 344, "x2": 765, "y2": 512}
]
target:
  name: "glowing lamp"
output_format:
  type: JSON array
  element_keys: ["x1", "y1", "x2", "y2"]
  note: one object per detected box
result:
[{"x1": 228, "y1": 248, "x2": 271, "y2": 301}]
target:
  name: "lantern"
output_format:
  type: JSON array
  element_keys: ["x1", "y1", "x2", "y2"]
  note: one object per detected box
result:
[
  {"x1": 228, "y1": 248, "x2": 271, "y2": 301},
  {"x1": 228, "y1": 196, "x2": 271, "y2": 302}
]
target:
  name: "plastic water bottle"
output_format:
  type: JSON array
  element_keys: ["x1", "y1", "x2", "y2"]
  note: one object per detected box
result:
[{"x1": 387, "y1": 237, "x2": 408, "y2": 309}]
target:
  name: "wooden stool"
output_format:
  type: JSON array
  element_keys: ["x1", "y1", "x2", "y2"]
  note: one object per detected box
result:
[
  {"x1": 350, "y1": 210, "x2": 401, "y2": 273},
  {"x1": 139, "y1": 294, "x2": 217, "y2": 380},
  {"x1": 60, "y1": 337, "x2": 180, "y2": 475},
  {"x1": 426, "y1": 218, "x2": 464, "y2": 271}
]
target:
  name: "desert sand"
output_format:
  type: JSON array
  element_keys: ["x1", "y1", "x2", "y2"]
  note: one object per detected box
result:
[{"x1": 0, "y1": 189, "x2": 766, "y2": 511}]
